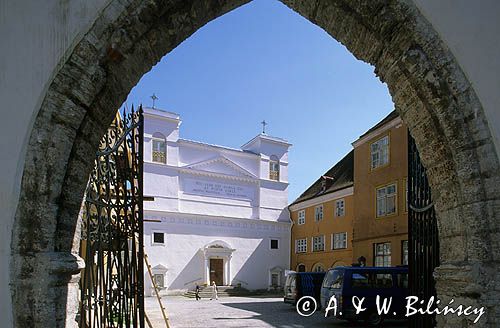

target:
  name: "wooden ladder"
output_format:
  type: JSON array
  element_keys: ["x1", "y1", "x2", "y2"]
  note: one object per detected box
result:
[{"x1": 144, "y1": 252, "x2": 171, "y2": 328}]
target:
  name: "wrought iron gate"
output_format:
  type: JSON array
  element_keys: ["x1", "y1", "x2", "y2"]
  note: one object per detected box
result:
[
  {"x1": 408, "y1": 133, "x2": 440, "y2": 328},
  {"x1": 79, "y1": 106, "x2": 144, "y2": 328}
]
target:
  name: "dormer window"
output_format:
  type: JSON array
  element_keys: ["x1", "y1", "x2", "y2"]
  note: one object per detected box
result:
[
  {"x1": 152, "y1": 132, "x2": 166, "y2": 164},
  {"x1": 320, "y1": 176, "x2": 333, "y2": 192},
  {"x1": 269, "y1": 155, "x2": 280, "y2": 181}
]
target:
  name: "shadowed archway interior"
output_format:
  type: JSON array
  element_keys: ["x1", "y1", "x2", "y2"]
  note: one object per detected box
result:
[{"x1": 10, "y1": 0, "x2": 500, "y2": 327}]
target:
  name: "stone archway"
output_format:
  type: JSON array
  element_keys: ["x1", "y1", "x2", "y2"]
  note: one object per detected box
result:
[{"x1": 10, "y1": 0, "x2": 500, "y2": 327}]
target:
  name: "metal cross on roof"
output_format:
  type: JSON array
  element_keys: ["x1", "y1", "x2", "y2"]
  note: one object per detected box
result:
[
  {"x1": 151, "y1": 93, "x2": 158, "y2": 108},
  {"x1": 261, "y1": 120, "x2": 267, "y2": 134}
]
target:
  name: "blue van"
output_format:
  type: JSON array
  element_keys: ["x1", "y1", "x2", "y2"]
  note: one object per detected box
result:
[
  {"x1": 320, "y1": 266, "x2": 408, "y2": 326},
  {"x1": 284, "y1": 271, "x2": 326, "y2": 307}
]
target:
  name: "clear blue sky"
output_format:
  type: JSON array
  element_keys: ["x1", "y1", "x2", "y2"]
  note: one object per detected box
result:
[{"x1": 123, "y1": 0, "x2": 394, "y2": 202}]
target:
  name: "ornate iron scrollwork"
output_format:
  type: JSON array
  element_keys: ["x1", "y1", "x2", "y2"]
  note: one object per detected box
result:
[{"x1": 79, "y1": 106, "x2": 144, "y2": 328}]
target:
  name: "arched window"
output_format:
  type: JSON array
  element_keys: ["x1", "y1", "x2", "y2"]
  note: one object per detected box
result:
[
  {"x1": 297, "y1": 264, "x2": 306, "y2": 272},
  {"x1": 152, "y1": 132, "x2": 166, "y2": 164},
  {"x1": 269, "y1": 155, "x2": 280, "y2": 181},
  {"x1": 312, "y1": 263, "x2": 325, "y2": 272}
]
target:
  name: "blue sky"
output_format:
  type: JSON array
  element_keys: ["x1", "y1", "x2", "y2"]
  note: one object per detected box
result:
[{"x1": 123, "y1": 0, "x2": 394, "y2": 202}]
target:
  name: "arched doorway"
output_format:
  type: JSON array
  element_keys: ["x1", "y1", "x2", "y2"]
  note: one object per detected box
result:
[
  {"x1": 296, "y1": 263, "x2": 306, "y2": 272},
  {"x1": 10, "y1": 1, "x2": 499, "y2": 326},
  {"x1": 312, "y1": 263, "x2": 326, "y2": 273}
]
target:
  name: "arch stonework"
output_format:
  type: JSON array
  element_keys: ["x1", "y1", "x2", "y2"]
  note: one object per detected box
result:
[{"x1": 9, "y1": 0, "x2": 500, "y2": 327}]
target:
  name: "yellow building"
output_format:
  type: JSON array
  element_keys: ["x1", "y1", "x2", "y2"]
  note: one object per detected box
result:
[
  {"x1": 351, "y1": 110, "x2": 408, "y2": 267},
  {"x1": 289, "y1": 151, "x2": 354, "y2": 272}
]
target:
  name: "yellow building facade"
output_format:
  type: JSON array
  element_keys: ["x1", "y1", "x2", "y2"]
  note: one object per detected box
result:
[
  {"x1": 289, "y1": 110, "x2": 409, "y2": 272},
  {"x1": 352, "y1": 111, "x2": 408, "y2": 267},
  {"x1": 289, "y1": 151, "x2": 354, "y2": 272}
]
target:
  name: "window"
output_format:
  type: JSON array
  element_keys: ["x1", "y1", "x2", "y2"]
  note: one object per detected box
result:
[
  {"x1": 335, "y1": 199, "x2": 345, "y2": 217},
  {"x1": 297, "y1": 264, "x2": 306, "y2": 272},
  {"x1": 314, "y1": 205, "x2": 323, "y2": 221},
  {"x1": 297, "y1": 210, "x2": 305, "y2": 225},
  {"x1": 152, "y1": 232, "x2": 165, "y2": 245},
  {"x1": 374, "y1": 242, "x2": 391, "y2": 267},
  {"x1": 152, "y1": 132, "x2": 166, "y2": 164},
  {"x1": 402, "y1": 240, "x2": 408, "y2": 265},
  {"x1": 376, "y1": 183, "x2": 397, "y2": 217},
  {"x1": 333, "y1": 232, "x2": 348, "y2": 249},
  {"x1": 270, "y1": 239, "x2": 279, "y2": 249},
  {"x1": 153, "y1": 274, "x2": 164, "y2": 288},
  {"x1": 351, "y1": 272, "x2": 393, "y2": 289},
  {"x1": 371, "y1": 135, "x2": 389, "y2": 169},
  {"x1": 312, "y1": 263, "x2": 325, "y2": 272},
  {"x1": 312, "y1": 235, "x2": 325, "y2": 252},
  {"x1": 322, "y1": 269, "x2": 344, "y2": 289},
  {"x1": 296, "y1": 239, "x2": 307, "y2": 253},
  {"x1": 269, "y1": 155, "x2": 280, "y2": 181}
]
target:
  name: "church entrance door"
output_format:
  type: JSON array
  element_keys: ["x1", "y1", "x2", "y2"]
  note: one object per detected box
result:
[{"x1": 210, "y1": 259, "x2": 224, "y2": 285}]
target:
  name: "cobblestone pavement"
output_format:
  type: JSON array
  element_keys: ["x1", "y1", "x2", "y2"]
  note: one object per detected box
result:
[{"x1": 145, "y1": 296, "x2": 408, "y2": 327}]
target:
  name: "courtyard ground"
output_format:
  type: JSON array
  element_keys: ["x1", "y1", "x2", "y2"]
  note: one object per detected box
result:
[{"x1": 145, "y1": 296, "x2": 408, "y2": 327}]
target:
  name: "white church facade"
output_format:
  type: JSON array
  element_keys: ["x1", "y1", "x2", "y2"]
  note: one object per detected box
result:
[{"x1": 142, "y1": 107, "x2": 292, "y2": 295}]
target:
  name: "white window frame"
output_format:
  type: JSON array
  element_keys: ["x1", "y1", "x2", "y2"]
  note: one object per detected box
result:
[
  {"x1": 314, "y1": 205, "x2": 323, "y2": 221},
  {"x1": 152, "y1": 231, "x2": 165, "y2": 246},
  {"x1": 402, "y1": 240, "x2": 409, "y2": 265},
  {"x1": 374, "y1": 242, "x2": 392, "y2": 267},
  {"x1": 269, "y1": 155, "x2": 280, "y2": 181},
  {"x1": 153, "y1": 273, "x2": 165, "y2": 288},
  {"x1": 335, "y1": 199, "x2": 345, "y2": 217},
  {"x1": 297, "y1": 210, "x2": 305, "y2": 225},
  {"x1": 152, "y1": 133, "x2": 167, "y2": 164},
  {"x1": 376, "y1": 183, "x2": 397, "y2": 217},
  {"x1": 312, "y1": 235, "x2": 325, "y2": 252},
  {"x1": 370, "y1": 135, "x2": 390, "y2": 169},
  {"x1": 332, "y1": 232, "x2": 348, "y2": 249},
  {"x1": 295, "y1": 238, "x2": 307, "y2": 253}
]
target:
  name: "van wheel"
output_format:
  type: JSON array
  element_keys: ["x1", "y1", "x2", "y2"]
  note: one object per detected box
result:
[{"x1": 365, "y1": 312, "x2": 383, "y2": 326}]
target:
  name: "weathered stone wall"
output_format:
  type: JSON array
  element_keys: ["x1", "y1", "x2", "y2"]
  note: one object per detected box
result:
[{"x1": 1, "y1": 0, "x2": 500, "y2": 327}]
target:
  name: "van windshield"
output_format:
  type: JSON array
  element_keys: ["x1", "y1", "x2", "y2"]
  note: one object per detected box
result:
[{"x1": 322, "y1": 269, "x2": 343, "y2": 289}]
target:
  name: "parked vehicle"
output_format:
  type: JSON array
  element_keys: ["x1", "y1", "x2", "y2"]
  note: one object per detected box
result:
[
  {"x1": 284, "y1": 271, "x2": 326, "y2": 307},
  {"x1": 321, "y1": 266, "x2": 408, "y2": 326}
]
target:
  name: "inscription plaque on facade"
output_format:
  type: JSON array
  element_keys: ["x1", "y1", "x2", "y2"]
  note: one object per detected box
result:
[{"x1": 183, "y1": 178, "x2": 253, "y2": 200}]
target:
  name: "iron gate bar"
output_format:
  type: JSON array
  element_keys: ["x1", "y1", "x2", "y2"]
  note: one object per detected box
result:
[
  {"x1": 408, "y1": 133, "x2": 440, "y2": 328},
  {"x1": 79, "y1": 106, "x2": 144, "y2": 328}
]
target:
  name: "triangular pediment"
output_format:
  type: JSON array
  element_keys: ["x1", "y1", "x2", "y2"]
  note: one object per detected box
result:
[{"x1": 183, "y1": 156, "x2": 256, "y2": 178}]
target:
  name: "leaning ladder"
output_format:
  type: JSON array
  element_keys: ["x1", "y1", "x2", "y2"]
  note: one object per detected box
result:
[{"x1": 144, "y1": 252, "x2": 171, "y2": 328}]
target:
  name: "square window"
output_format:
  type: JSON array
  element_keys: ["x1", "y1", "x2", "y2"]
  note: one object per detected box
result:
[
  {"x1": 296, "y1": 239, "x2": 307, "y2": 253},
  {"x1": 313, "y1": 235, "x2": 325, "y2": 252},
  {"x1": 333, "y1": 232, "x2": 347, "y2": 249},
  {"x1": 374, "y1": 242, "x2": 391, "y2": 267},
  {"x1": 270, "y1": 239, "x2": 279, "y2": 249},
  {"x1": 153, "y1": 232, "x2": 165, "y2": 245}
]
